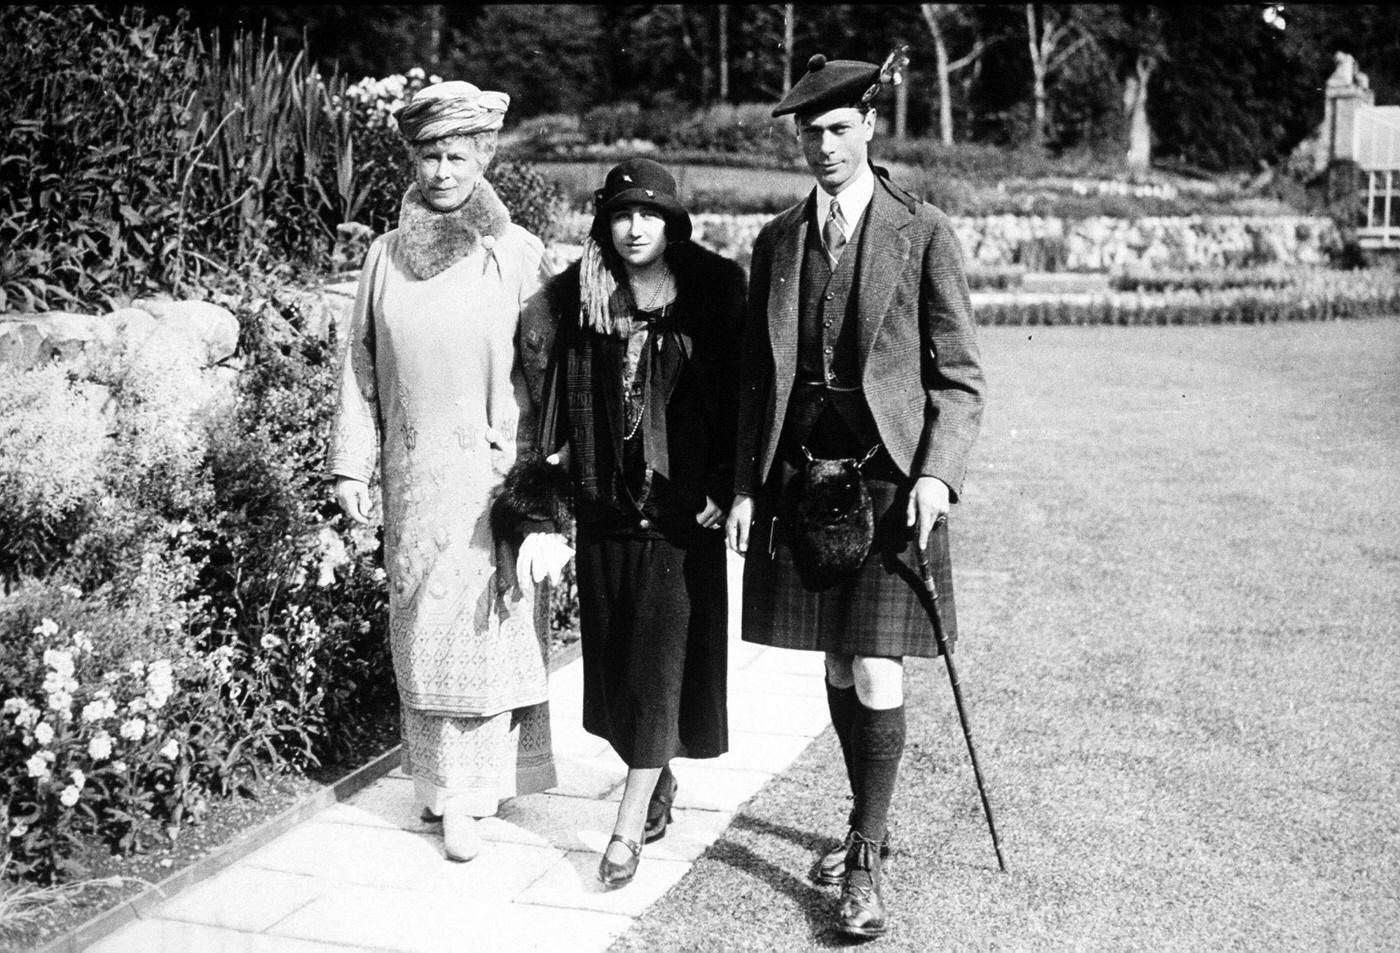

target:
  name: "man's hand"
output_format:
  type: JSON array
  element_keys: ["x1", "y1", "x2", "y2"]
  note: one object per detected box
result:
[
  {"x1": 906, "y1": 476, "x2": 950, "y2": 552},
  {"x1": 725, "y1": 493, "x2": 754, "y2": 556},
  {"x1": 517, "y1": 532, "x2": 574, "y2": 586},
  {"x1": 696, "y1": 496, "x2": 725, "y2": 530},
  {"x1": 335, "y1": 477, "x2": 373, "y2": 526}
]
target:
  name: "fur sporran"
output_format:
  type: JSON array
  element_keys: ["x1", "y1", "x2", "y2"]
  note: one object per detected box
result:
[{"x1": 781, "y1": 446, "x2": 880, "y2": 586}]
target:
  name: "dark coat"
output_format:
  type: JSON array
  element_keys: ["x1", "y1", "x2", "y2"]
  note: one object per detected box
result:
[
  {"x1": 521, "y1": 241, "x2": 747, "y2": 536},
  {"x1": 734, "y1": 168, "x2": 986, "y2": 498}
]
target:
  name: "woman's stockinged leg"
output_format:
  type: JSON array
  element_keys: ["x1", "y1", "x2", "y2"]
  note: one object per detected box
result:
[{"x1": 607, "y1": 766, "x2": 664, "y2": 862}]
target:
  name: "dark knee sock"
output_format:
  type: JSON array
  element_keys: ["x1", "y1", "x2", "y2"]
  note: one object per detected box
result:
[
  {"x1": 825, "y1": 679, "x2": 859, "y2": 798},
  {"x1": 851, "y1": 703, "x2": 906, "y2": 842}
]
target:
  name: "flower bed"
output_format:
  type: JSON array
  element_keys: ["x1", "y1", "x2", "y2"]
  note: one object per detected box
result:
[
  {"x1": 2, "y1": 294, "x2": 396, "y2": 885},
  {"x1": 553, "y1": 212, "x2": 1343, "y2": 273},
  {"x1": 971, "y1": 270, "x2": 1400, "y2": 325}
]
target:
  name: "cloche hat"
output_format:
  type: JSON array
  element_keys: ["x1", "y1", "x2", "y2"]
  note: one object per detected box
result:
[{"x1": 589, "y1": 158, "x2": 692, "y2": 244}]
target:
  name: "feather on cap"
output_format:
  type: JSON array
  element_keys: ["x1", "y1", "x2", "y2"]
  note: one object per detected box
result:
[{"x1": 859, "y1": 45, "x2": 910, "y2": 107}]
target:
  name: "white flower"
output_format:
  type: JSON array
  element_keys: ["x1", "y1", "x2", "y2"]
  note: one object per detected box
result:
[
  {"x1": 43, "y1": 648, "x2": 75, "y2": 677},
  {"x1": 9, "y1": 823, "x2": 29, "y2": 838},
  {"x1": 14, "y1": 705, "x2": 40, "y2": 731},
  {"x1": 3, "y1": 697, "x2": 28, "y2": 716},
  {"x1": 70, "y1": 768, "x2": 86, "y2": 789},
  {"x1": 119, "y1": 718, "x2": 147, "y2": 742},
  {"x1": 111, "y1": 760, "x2": 127, "y2": 773},
  {"x1": 71, "y1": 630, "x2": 93, "y2": 654},
  {"x1": 33, "y1": 722, "x2": 54, "y2": 746},
  {"x1": 46, "y1": 690, "x2": 74, "y2": 714},
  {"x1": 81, "y1": 697, "x2": 117, "y2": 723},
  {"x1": 407, "y1": 66, "x2": 425, "y2": 80},
  {"x1": 25, "y1": 753, "x2": 50, "y2": 779},
  {"x1": 159, "y1": 738, "x2": 180, "y2": 760},
  {"x1": 59, "y1": 785, "x2": 80, "y2": 807},
  {"x1": 34, "y1": 618, "x2": 59, "y2": 638},
  {"x1": 126, "y1": 697, "x2": 148, "y2": 715},
  {"x1": 128, "y1": 661, "x2": 147, "y2": 678},
  {"x1": 260, "y1": 632, "x2": 284, "y2": 651},
  {"x1": 42, "y1": 670, "x2": 78, "y2": 698},
  {"x1": 59, "y1": 584, "x2": 83, "y2": 598},
  {"x1": 145, "y1": 659, "x2": 174, "y2": 710},
  {"x1": 88, "y1": 731, "x2": 113, "y2": 761}
]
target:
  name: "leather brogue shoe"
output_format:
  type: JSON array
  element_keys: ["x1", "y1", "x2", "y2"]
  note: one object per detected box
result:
[
  {"x1": 812, "y1": 825, "x2": 891, "y2": 886},
  {"x1": 643, "y1": 765, "x2": 677, "y2": 844},
  {"x1": 836, "y1": 832, "x2": 888, "y2": 939},
  {"x1": 597, "y1": 833, "x2": 642, "y2": 888}
]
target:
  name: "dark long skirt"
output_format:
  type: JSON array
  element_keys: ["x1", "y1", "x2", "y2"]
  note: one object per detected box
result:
[
  {"x1": 741, "y1": 457, "x2": 958, "y2": 659},
  {"x1": 575, "y1": 525, "x2": 729, "y2": 767}
]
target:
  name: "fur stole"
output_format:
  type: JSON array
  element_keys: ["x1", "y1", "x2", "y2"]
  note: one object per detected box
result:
[{"x1": 396, "y1": 180, "x2": 511, "y2": 280}]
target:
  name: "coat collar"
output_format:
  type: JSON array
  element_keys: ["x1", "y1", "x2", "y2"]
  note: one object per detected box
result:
[{"x1": 395, "y1": 180, "x2": 511, "y2": 280}]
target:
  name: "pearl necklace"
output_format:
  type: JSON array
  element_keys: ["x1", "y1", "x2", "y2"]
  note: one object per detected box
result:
[{"x1": 630, "y1": 265, "x2": 673, "y2": 312}]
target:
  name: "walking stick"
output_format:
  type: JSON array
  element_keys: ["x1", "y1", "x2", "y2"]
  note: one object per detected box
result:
[{"x1": 917, "y1": 544, "x2": 1009, "y2": 873}]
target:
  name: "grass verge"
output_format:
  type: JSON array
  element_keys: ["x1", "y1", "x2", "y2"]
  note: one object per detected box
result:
[{"x1": 612, "y1": 317, "x2": 1400, "y2": 951}]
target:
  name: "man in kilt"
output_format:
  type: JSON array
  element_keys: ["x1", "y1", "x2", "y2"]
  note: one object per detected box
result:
[{"x1": 725, "y1": 50, "x2": 986, "y2": 939}]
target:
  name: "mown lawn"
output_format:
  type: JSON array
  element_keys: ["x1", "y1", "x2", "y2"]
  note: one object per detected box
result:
[{"x1": 612, "y1": 317, "x2": 1400, "y2": 951}]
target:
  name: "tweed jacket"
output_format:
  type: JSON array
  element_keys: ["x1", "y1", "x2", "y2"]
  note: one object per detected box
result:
[{"x1": 734, "y1": 166, "x2": 985, "y2": 499}]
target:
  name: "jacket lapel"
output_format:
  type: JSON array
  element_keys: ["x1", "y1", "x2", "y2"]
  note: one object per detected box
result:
[
  {"x1": 766, "y1": 194, "x2": 812, "y2": 376},
  {"x1": 855, "y1": 183, "x2": 913, "y2": 375}
]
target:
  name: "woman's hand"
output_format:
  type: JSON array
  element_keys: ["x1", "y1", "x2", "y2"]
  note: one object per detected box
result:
[
  {"x1": 335, "y1": 477, "x2": 373, "y2": 525},
  {"x1": 696, "y1": 496, "x2": 725, "y2": 531},
  {"x1": 725, "y1": 493, "x2": 754, "y2": 555},
  {"x1": 545, "y1": 443, "x2": 572, "y2": 469},
  {"x1": 517, "y1": 532, "x2": 574, "y2": 586}
]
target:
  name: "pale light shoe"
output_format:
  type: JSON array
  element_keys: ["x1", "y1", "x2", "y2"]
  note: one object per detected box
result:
[{"x1": 442, "y1": 801, "x2": 483, "y2": 862}]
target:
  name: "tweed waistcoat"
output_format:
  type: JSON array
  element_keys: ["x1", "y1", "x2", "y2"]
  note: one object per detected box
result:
[
  {"x1": 797, "y1": 208, "x2": 865, "y2": 385},
  {"x1": 783, "y1": 207, "x2": 880, "y2": 457}
]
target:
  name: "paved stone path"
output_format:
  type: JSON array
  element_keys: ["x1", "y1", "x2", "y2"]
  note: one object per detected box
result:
[{"x1": 84, "y1": 560, "x2": 830, "y2": 953}]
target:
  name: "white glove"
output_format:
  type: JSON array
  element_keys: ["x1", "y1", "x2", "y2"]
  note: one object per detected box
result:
[{"x1": 516, "y1": 532, "x2": 573, "y2": 586}]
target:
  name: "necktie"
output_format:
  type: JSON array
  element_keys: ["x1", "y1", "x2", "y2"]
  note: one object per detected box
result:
[{"x1": 824, "y1": 199, "x2": 847, "y2": 260}]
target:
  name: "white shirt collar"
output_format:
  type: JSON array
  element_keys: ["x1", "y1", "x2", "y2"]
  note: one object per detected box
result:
[{"x1": 814, "y1": 163, "x2": 875, "y2": 239}]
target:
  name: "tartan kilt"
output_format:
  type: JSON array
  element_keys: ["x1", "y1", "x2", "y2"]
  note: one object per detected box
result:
[{"x1": 740, "y1": 465, "x2": 958, "y2": 658}]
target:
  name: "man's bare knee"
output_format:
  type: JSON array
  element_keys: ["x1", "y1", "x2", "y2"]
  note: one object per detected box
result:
[{"x1": 852, "y1": 656, "x2": 904, "y2": 709}]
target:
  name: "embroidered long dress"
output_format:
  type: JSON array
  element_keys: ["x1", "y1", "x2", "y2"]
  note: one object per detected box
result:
[{"x1": 330, "y1": 184, "x2": 556, "y2": 817}]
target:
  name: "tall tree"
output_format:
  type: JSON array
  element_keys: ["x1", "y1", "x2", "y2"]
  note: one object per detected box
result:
[
  {"x1": 1024, "y1": 4, "x2": 1096, "y2": 147},
  {"x1": 718, "y1": 4, "x2": 730, "y2": 102},
  {"x1": 920, "y1": 4, "x2": 992, "y2": 145},
  {"x1": 449, "y1": 5, "x2": 607, "y2": 116}
]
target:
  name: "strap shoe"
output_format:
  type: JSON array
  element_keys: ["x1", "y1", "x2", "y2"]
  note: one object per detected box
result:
[
  {"x1": 598, "y1": 833, "x2": 642, "y2": 888},
  {"x1": 643, "y1": 765, "x2": 677, "y2": 844}
]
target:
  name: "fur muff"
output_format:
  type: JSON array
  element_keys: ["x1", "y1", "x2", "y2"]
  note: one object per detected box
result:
[
  {"x1": 781, "y1": 450, "x2": 877, "y2": 587},
  {"x1": 491, "y1": 451, "x2": 573, "y2": 539}
]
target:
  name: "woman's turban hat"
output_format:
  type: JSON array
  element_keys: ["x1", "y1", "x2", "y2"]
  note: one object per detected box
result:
[{"x1": 395, "y1": 81, "x2": 510, "y2": 142}]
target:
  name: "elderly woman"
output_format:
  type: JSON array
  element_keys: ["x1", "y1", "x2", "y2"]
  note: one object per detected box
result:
[
  {"x1": 329, "y1": 80, "x2": 566, "y2": 862},
  {"x1": 505, "y1": 158, "x2": 746, "y2": 888}
]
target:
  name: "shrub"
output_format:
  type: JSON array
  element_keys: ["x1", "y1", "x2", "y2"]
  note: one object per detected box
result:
[
  {"x1": 666, "y1": 103, "x2": 800, "y2": 162},
  {"x1": 0, "y1": 367, "x2": 108, "y2": 582},
  {"x1": 581, "y1": 101, "x2": 645, "y2": 145}
]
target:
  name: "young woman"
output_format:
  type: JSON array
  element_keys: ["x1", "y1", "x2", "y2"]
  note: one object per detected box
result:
[{"x1": 507, "y1": 158, "x2": 746, "y2": 887}]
